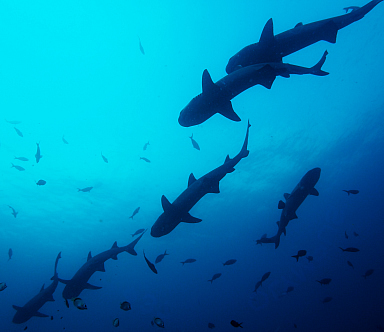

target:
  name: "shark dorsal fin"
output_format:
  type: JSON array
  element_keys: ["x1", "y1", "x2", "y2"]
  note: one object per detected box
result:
[
  {"x1": 181, "y1": 213, "x2": 202, "y2": 223},
  {"x1": 310, "y1": 188, "x2": 319, "y2": 196},
  {"x1": 188, "y1": 173, "x2": 197, "y2": 187},
  {"x1": 161, "y1": 195, "x2": 172, "y2": 213},
  {"x1": 87, "y1": 251, "x2": 92, "y2": 261},
  {"x1": 283, "y1": 193, "x2": 290, "y2": 200},
  {"x1": 111, "y1": 241, "x2": 118, "y2": 249},
  {"x1": 40, "y1": 284, "x2": 45, "y2": 292},
  {"x1": 224, "y1": 155, "x2": 231, "y2": 163},
  {"x1": 259, "y1": 18, "x2": 275, "y2": 47},
  {"x1": 218, "y1": 101, "x2": 241, "y2": 122},
  {"x1": 202, "y1": 69, "x2": 218, "y2": 94}
]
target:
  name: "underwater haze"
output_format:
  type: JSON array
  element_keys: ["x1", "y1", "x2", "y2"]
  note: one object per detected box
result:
[{"x1": 1, "y1": 0, "x2": 384, "y2": 331}]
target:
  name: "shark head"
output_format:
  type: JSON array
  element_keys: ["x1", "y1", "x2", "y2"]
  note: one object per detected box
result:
[
  {"x1": 301, "y1": 167, "x2": 321, "y2": 188},
  {"x1": 178, "y1": 93, "x2": 217, "y2": 127}
]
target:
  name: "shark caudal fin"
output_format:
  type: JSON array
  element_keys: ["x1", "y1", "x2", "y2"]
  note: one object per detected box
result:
[
  {"x1": 124, "y1": 230, "x2": 146, "y2": 256},
  {"x1": 310, "y1": 51, "x2": 329, "y2": 76}
]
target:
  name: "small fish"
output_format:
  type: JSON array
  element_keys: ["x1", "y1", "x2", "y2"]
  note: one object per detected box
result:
[
  {"x1": 151, "y1": 317, "x2": 164, "y2": 328},
  {"x1": 223, "y1": 259, "x2": 237, "y2": 266},
  {"x1": 131, "y1": 228, "x2": 145, "y2": 237},
  {"x1": 345, "y1": 231, "x2": 348, "y2": 239},
  {"x1": 256, "y1": 233, "x2": 267, "y2": 245},
  {"x1": 316, "y1": 278, "x2": 332, "y2": 285},
  {"x1": 362, "y1": 269, "x2": 374, "y2": 279},
  {"x1": 189, "y1": 134, "x2": 200, "y2": 150},
  {"x1": 101, "y1": 153, "x2": 108, "y2": 163},
  {"x1": 230, "y1": 320, "x2": 243, "y2": 328},
  {"x1": 14, "y1": 157, "x2": 28, "y2": 161},
  {"x1": 253, "y1": 280, "x2": 262, "y2": 293},
  {"x1": 208, "y1": 322, "x2": 215, "y2": 329},
  {"x1": 143, "y1": 141, "x2": 150, "y2": 150},
  {"x1": 78, "y1": 187, "x2": 93, "y2": 192},
  {"x1": 208, "y1": 273, "x2": 222, "y2": 284},
  {"x1": 8, "y1": 248, "x2": 13, "y2": 261},
  {"x1": 294, "y1": 323, "x2": 297, "y2": 328},
  {"x1": 120, "y1": 301, "x2": 131, "y2": 311},
  {"x1": 343, "y1": 6, "x2": 360, "y2": 13},
  {"x1": 23, "y1": 326, "x2": 27, "y2": 330},
  {"x1": 260, "y1": 271, "x2": 271, "y2": 284},
  {"x1": 339, "y1": 247, "x2": 359, "y2": 252},
  {"x1": 286, "y1": 286, "x2": 294, "y2": 293},
  {"x1": 62, "y1": 135, "x2": 69, "y2": 144},
  {"x1": 8, "y1": 206, "x2": 18, "y2": 218},
  {"x1": 72, "y1": 297, "x2": 87, "y2": 310},
  {"x1": 291, "y1": 250, "x2": 307, "y2": 262},
  {"x1": 35, "y1": 143, "x2": 42, "y2": 163},
  {"x1": 307, "y1": 255, "x2": 313, "y2": 263},
  {"x1": 0, "y1": 282, "x2": 7, "y2": 291},
  {"x1": 11, "y1": 163, "x2": 25, "y2": 171},
  {"x1": 36, "y1": 179, "x2": 46, "y2": 186},
  {"x1": 143, "y1": 250, "x2": 158, "y2": 274},
  {"x1": 14, "y1": 127, "x2": 23, "y2": 137},
  {"x1": 180, "y1": 258, "x2": 196, "y2": 265},
  {"x1": 50, "y1": 316, "x2": 53, "y2": 320},
  {"x1": 129, "y1": 207, "x2": 140, "y2": 219},
  {"x1": 155, "y1": 250, "x2": 169, "y2": 264},
  {"x1": 5, "y1": 119, "x2": 21, "y2": 124},
  {"x1": 138, "y1": 37, "x2": 145, "y2": 55},
  {"x1": 347, "y1": 261, "x2": 354, "y2": 269},
  {"x1": 112, "y1": 318, "x2": 119, "y2": 327},
  {"x1": 342, "y1": 189, "x2": 359, "y2": 195},
  {"x1": 322, "y1": 296, "x2": 332, "y2": 303},
  {"x1": 353, "y1": 231, "x2": 359, "y2": 237},
  {"x1": 140, "y1": 157, "x2": 151, "y2": 163}
]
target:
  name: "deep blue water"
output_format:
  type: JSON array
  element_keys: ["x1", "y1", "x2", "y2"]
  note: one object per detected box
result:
[{"x1": 1, "y1": 0, "x2": 383, "y2": 331}]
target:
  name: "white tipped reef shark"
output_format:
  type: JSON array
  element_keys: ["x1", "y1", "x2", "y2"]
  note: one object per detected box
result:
[
  {"x1": 12, "y1": 252, "x2": 61, "y2": 324},
  {"x1": 259, "y1": 168, "x2": 321, "y2": 249},
  {"x1": 151, "y1": 121, "x2": 250, "y2": 237},
  {"x1": 226, "y1": 0, "x2": 383, "y2": 74},
  {"x1": 178, "y1": 51, "x2": 328, "y2": 127},
  {"x1": 59, "y1": 232, "x2": 145, "y2": 307}
]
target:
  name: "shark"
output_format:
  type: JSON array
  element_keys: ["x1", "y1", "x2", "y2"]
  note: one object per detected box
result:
[
  {"x1": 59, "y1": 232, "x2": 145, "y2": 306},
  {"x1": 151, "y1": 121, "x2": 250, "y2": 237},
  {"x1": 226, "y1": 0, "x2": 383, "y2": 74},
  {"x1": 12, "y1": 252, "x2": 61, "y2": 324},
  {"x1": 259, "y1": 168, "x2": 321, "y2": 249},
  {"x1": 178, "y1": 51, "x2": 328, "y2": 127}
]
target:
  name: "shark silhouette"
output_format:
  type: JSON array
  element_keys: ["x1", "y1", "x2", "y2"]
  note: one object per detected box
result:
[
  {"x1": 151, "y1": 121, "x2": 250, "y2": 237},
  {"x1": 59, "y1": 232, "x2": 145, "y2": 306},
  {"x1": 178, "y1": 52, "x2": 328, "y2": 127},
  {"x1": 259, "y1": 168, "x2": 321, "y2": 248},
  {"x1": 226, "y1": 0, "x2": 383, "y2": 74},
  {"x1": 12, "y1": 252, "x2": 61, "y2": 324}
]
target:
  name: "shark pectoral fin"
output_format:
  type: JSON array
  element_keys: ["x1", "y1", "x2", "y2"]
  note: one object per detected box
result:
[
  {"x1": 259, "y1": 18, "x2": 275, "y2": 47},
  {"x1": 96, "y1": 263, "x2": 106, "y2": 271},
  {"x1": 188, "y1": 173, "x2": 197, "y2": 187},
  {"x1": 321, "y1": 20, "x2": 338, "y2": 43},
  {"x1": 12, "y1": 305, "x2": 22, "y2": 311},
  {"x1": 283, "y1": 228, "x2": 287, "y2": 236},
  {"x1": 202, "y1": 69, "x2": 219, "y2": 94},
  {"x1": 111, "y1": 254, "x2": 118, "y2": 261},
  {"x1": 278, "y1": 200, "x2": 285, "y2": 209},
  {"x1": 34, "y1": 311, "x2": 49, "y2": 318},
  {"x1": 283, "y1": 193, "x2": 290, "y2": 200},
  {"x1": 161, "y1": 195, "x2": 173, "y2": 212},
  {"x1": 47, "y1": 294, "x2": 55, "y2": 302},
  {"x1": 310, "y1": 188, "x2": 319, "y2": 196},
  {"x1": 87, "y1": 251, "x2": 92, "y2": 261},
  {"x1": 258, "y1": 65, "x2": 277, "y2": 89},
  {"x1": 58, "y1": 278, "x2": 70, "y2": 285},
  {"x1": 182, "y1": 213, "x2": 202, "y2": 223},
  {"x1": 291, "y1": 212, "x2": 298, "y2": 219},
  {"x1": 218, "y1": 101, "x2": 241, "y2": 122},
  {"x1": 280, "y1": 72, "x2": 290, "y2": 78},
  {"x1": 85, "y1": 283, "x2": 102, "y2": 290}
]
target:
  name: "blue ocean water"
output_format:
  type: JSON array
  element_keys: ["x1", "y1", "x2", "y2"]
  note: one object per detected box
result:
[{"x1": 1, "y1": 0, "x2": 383, "y2": 331}]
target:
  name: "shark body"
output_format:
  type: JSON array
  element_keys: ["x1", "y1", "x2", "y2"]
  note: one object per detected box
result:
[
  {"x1": 178, "y1": 52, "x2": 328, "y2": 127},
  {"x1": 259, "y1": 168, "x2": 321, "y2": 249},
  {"x1": 151, "y1": 122, "x2": 251, "y2": 237},
  {"x1": 226, "y1": 0, "x2": 383, "y2": 74},
  {"x1": 12, "y1": 252, "x2": 61, "y2": 324}
]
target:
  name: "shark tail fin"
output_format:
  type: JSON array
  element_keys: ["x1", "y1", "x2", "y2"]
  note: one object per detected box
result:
[
  {"x1": 310, "y1": 51, "x2": 329, "y2": 76},
  {"x1": 124, "y1": 230, "x2": 146, "y2": 256}
]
